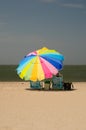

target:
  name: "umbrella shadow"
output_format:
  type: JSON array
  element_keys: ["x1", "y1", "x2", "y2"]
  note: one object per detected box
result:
[{"x1": 25, "y1": 88, "x2": 77, "y2": 92}]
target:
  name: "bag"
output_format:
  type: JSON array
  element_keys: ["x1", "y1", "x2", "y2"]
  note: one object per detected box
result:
[{"x1": 63, "y1": 82, "x2": 74, "y2": 90}]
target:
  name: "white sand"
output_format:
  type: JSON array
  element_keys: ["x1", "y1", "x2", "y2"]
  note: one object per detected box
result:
[{"x1": 0, "y1": 82, "x2": 86, "y2": 130}]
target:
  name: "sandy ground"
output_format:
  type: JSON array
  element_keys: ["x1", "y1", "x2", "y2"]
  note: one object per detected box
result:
[{"x1": 0, "y1": 82, "x2": 86, "y2": 130}]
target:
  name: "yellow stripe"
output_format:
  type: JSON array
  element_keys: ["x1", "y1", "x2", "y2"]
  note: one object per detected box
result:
[
  {"x1": 30, "y1": 56, "x2": 45, "y2": 81},
  {"x1": 30, "y1": 57, "x2": 38, "y2": 81},
  {"x1": 37, "y1": 57, "x2": 45, "y2": 80},
  {"x1": 36, "y1": 47, "x2": 60, "y2": 55},
  {"x1": 36, "y1": 47, "x2": 48, "y2": 55}
]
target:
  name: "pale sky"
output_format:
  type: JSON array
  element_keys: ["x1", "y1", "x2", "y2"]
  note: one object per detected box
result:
[{"x1": 0, "y1": 0, "x2": 86, "y2": 65}]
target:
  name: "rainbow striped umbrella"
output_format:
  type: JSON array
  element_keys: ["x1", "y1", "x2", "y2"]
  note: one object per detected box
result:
[{"x1": 16, "y1": 47, "x2": 64, "y2": 81}]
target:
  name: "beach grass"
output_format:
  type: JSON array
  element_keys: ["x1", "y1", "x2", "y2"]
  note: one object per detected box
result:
[{"x1": 0, "y1": 65, "x2": 86, "y2": 82}]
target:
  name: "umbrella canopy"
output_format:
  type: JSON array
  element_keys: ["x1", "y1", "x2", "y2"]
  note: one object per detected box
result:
[{"x1": 16, "y1": 47, "x2": 64, "y2": 81}]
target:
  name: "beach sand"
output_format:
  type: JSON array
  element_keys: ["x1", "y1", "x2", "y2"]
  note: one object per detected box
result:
[{"x1": 0, "y1": 82, "x2": 86, "y2": 130}]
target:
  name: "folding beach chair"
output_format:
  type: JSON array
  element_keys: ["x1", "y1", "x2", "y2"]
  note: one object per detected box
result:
[
  {"x1": 52, "y1": 76, "x2": 63, "y2": 90},
  {"x1": 30, "y1": 81, "x2": 42, "y2": 89},
  {"x1": 44, "y1": 79, "x2": 51, "y2": 90}
]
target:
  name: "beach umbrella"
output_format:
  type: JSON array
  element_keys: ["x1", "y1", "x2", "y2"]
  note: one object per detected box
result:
[{"x1": 16, "y1": 47, "x2": 64, "y2": 81}]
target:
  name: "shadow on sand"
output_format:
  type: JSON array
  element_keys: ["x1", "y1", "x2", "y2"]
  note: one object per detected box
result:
[{"x1": 25, "y1": 88, "x2": 77, "y2": 92}]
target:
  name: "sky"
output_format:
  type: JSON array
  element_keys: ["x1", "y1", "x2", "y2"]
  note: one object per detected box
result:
[{"x1": 0, "y1": 0, "x2": 86, "y2": 65}]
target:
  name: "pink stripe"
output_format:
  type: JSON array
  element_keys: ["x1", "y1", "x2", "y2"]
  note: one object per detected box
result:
[
  {"x1": 40, "y1": 58, "x2": 58, "y2": 79},
  {"x1": 40, "y1": 57, "x2": 58, "y2": 76},
  {"x1": 39, "y1": 59, "x2": 52, "y2": 79}
]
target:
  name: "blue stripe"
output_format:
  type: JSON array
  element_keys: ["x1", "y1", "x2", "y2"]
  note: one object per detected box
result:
[
  {"x1": 41, "y1": 54, "x2": 64, "y2": 61},
  {"x1": 41, "y1": 56, "x2": 63, "y2": 70},
  {"x1": 17, "y1": 55, "x2": 35, "y2": 74}
]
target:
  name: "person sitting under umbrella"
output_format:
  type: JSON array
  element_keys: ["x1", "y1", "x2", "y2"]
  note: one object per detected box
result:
[
  {"x1": 44, "y1": 78, "x2": 52, "y2": 90},
  {"x1": 56, "y1": 72, "x2": 62, "y2": 77}
]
